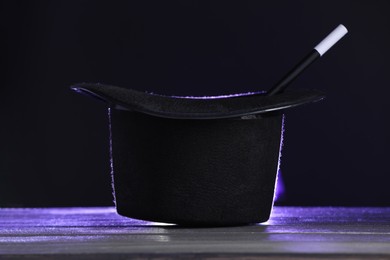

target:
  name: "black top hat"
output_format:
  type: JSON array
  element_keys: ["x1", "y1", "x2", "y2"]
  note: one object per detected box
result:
[{"x1": 72, "y1": 83, "x2": 324, "y2": 226}]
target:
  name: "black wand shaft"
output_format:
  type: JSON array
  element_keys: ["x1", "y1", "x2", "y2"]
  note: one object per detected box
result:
[{"x1": 267, "y1": 50, "x2": 320, "y2": 96}]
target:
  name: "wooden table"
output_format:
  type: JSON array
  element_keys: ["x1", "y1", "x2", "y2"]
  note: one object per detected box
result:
[{"x1": 1, "y1": 207, "x2": 390, "y2": 259}]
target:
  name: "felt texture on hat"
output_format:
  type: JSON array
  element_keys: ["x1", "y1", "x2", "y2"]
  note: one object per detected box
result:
[
  {"x1": 71, "y1": 83, "x2": 325, "y2": 119},
  {"x1": 110, "y1": 109, "x2": 283, "y2": 225}
]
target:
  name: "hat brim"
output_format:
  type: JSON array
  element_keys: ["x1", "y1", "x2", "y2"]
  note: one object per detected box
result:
[{"x1": 71, "y1": 83, "x2": 325, "y2": 119}]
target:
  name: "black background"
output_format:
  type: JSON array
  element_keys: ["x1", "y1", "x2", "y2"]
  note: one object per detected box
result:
[{"x1": 1, "y1": 0, "x2": 389, "y2": 207}]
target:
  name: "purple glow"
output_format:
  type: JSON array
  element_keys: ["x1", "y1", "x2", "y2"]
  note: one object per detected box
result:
[
  {"x1": 273, "y1": 115, "x2": 286, "y2": 205},
  {"x1": 150, "y1": 91, "x2": 265, "y2": 100},
  {"x1": 274, "y1": 170, "x2": 286, "y2": 203},
  {"x1": 108, "y1": 108, "x2": 117, "y2": 207},
  {"x1": 3, "y1": 207, "x2": 390, "y2": 255}
]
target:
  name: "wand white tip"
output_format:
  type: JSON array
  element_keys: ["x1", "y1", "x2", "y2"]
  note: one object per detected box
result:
[{"x1": 314, "y1": 24, "x2": 348, "y2": 56}]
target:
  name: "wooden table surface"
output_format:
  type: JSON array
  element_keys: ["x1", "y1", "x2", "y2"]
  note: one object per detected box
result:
[{"x1": 1, "y1": 207, "x2": 390, "y2": 259}]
